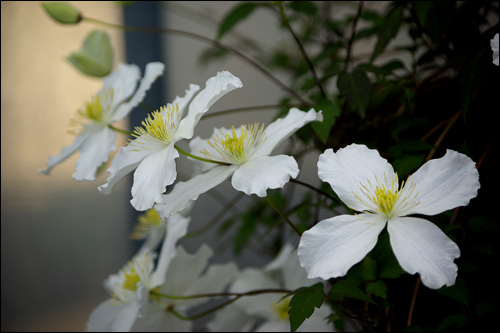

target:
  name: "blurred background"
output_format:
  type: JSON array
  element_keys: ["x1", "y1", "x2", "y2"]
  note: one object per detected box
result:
[{"x1": 1, "y1": 1, "x2": 408, "y2": 331}]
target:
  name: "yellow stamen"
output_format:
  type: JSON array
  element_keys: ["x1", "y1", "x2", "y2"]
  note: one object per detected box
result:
[
  {"x1": 200, "y1": 123, "x2": 266, "y2": 164},
  {"x1": 130, "y1": 103, "x2": 179, "y2": 147},
  {"x1": 130, "y1": 209, "x2": 163, "y2": 240},
  {"x1": 69, "y1": 89, "x2": 114, "y2": 133},
  {"x1": 271, "y1": 297, "x2": 291, "y2": 321}
]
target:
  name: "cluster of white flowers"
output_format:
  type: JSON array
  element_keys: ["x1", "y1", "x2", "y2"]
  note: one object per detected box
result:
[{"x1": 41, "y1": 62, "x2": 481, "y2": 331}]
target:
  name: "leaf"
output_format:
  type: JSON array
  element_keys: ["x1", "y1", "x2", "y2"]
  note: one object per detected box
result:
[
  {"x1": 392, "y1": 154, "x2": 424, "y2": 178},
  {"x1": 42, "y1": 2, "x2": 81, "y2": 24},
  {"x1": 288, "y1": 1, "x2": 318, "y2": 16},
  {"x1": 379, "y1": 259, "x2": 405, "y2": 279},
  {"x1": 371, "y1": 5, "x2": 404, "y2": 61},
  {"x1": 330, "y1": 281, "x2": 377, "y2": 305},
  {"x1": 288, "y1": 283, "x2": 324, "y2": 332},
  {"x1": 67, "y1": 30, "x2": 113, "y2": 77},
  {"x1": 217, "y1": 3, "x2": 259, "y2": 40},
  {"x1": 435, "y1": 315, "x2": 469, "y2": 331},
  {"x1": 365, "y1": 280, "x2": 388, "y2": 299},
  {"x1": 311, "y1": 99, "x2": 340, "y2": 143},
  {"x1": 438, "y1": 278, "x2": 469, "y2": 306},
  {"x1": 361, "y1": 256, "x2": 377, "y2": 281},
  {"x1": 387, "y1": 139, "x2": 435, "y2": 157},
  {"x1": 337, "y1": 68, "x2": 370, "y2": 118}
]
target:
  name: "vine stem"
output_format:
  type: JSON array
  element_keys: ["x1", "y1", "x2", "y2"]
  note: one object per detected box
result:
[
  {"x1": 276, "y1": 2, "x2": 327, "y2": 99},
  {"x1": 108, "y1": 124, "x2": 133, "y2": 136},
  {"x1": 81, "y1": 17, "x2": 308, "y2": 104},
  {"x1": 344, "y1": 1, "x2": 364, "y2": 71},
  {"x1": 173, "y1": 145, "x2": 230, "y2": 166},
  {"x1": 265, "y1": 195, "x2": 302, "y2": 236},
  {"x1": 407, "y1": 276, "x2": 421, "y2": 327}
]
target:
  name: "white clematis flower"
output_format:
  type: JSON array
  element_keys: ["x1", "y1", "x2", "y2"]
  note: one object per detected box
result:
[
  {"x1": 87, "y1": 218, "x2": 238, "y2": 331},
  {"x1": 155, "y1": 108, "x2": 323, "y2": 219},
  {"x1": 298, "y1": 144, "x2": 480, "y2": 289},
  {"x1": 39, "y1": 62, "x2": 165, "y2": 181},
  {"x1": 207, "y1": 244, "x2": 334, "y2": 332},
  {"x1": 491, "y1": 33, "x2": 499, "y2": 66},
  {"x1": 98, "y1": 71, "x2": 243, "y2": 211}
]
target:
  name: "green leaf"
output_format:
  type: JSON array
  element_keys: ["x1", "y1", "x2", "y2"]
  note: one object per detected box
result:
[
  {"x1": 438, "y1": 278, "x2": 468, "y2": 306},
  {"x1": 435, "y1": 315, "x2": 469, "y2": 331},
  {"x1": 379, "y1": 259, "x2": 405, "y2": 279},
  {"x1": 42, "y1": 2, "x2": 81, "y2": 24},
  {"x1": 330, "y1": 281, "x2": 377, "y2": 305},
  {"x1": 371, "y1": 5, "x2": 404, "y2": 61},
  {"x1": 217, "y1": 3, "x2": 259, "y2": 40},
  {"x1": 361, "y1": 256, "x2": 377, "y2": 281},
  {"x1": 337, "y1": 68, "x2": 370, "y2": 117},
  {"x1": 311, "y1": 99, "x2": 340, "y2": 143},
  {"x1": 67, "y1": 30, "x2": 113, "y2": 77},
  {"x1": 288, "y1": 1, "x2": 318, "y2": 16},
  {"x1": 388, "y1": 139, "x2": 435, "y2": 157},
  {"x1": 466, "y1": 216, "x2": 499, "y2": 234},
  {"x1": 365, "y1": 280, "x2": 388, "y2": 299},
  {"x1": 392, "y1": 154, "x2": 424, "y2": 178},
  {"x1": 288, "y1": 283, "x2": 324, "y2": 332}
]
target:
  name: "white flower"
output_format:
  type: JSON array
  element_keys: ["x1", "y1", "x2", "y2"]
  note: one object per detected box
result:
[
  {"x1": 98, "y1": 71, "x2": 243, "y2": 211},
  {"x1": 87, "y1": 217, "x2": 238, "y2": 331},
  {"x1": 491, "y1": 33, "x2": 499, "y2": 66},
  {"x1": 39, "y1": 62, "x2": 165, "y2": 181},
  {"x1": 207, "y1": 244, "x2": 334, "y2": 332},
  {"x1": 155, "y1": 108, "x2": 323, "y2": 219},
  {"x1": 298, "y1": 144, "x2": 480, "y2": 289}
]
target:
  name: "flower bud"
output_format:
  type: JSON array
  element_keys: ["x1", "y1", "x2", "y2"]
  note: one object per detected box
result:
[
  {"x1": 42, "y1": 2, "x2": 81, "y2": 24},
  {"x1": 67, "y1": 30, "x2": 113, "y2": 77}
]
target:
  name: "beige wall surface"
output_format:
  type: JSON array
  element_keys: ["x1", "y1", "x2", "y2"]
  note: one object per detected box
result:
[{"x1": 1, "y1": 2, "x2": 130, "y2": 331}]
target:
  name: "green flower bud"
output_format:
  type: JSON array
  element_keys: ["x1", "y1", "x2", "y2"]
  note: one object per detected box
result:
[
  {"x1": 42, "y1": 2, "x2": 81, "y2": 24},
  {"x1": 67, "y1": 30, "x2": 114, "y2": 77}
]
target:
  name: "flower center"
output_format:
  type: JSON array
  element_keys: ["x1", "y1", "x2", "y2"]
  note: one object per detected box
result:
[
  {"x1": 200, "y1": 123, "x2": 266, "y2": 165},
  {"x1": 110, "y1": 252, "x2": 154, "y2": 304},
  {"x1": 351, "y1": 173, "x2": 419, "y2": 219},
  {"x1": 130, "y1": 103, "x2": 179, "y2": 147},
  {"x1": 70, "y1": 89, "x2": 114, "y2": 132},
  {"x1": 130, "y1": 208, "x2": 164, "y2": 240},
  {"x1": 271, "y1": 297, "x2": 291, "y2": 321}
]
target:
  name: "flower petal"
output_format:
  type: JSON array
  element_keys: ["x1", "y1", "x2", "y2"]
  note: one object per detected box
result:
[
  {"x1": 150, "y1": 214, "x2": 190, "y2": 288},
  {"x1": 131, "y1": 303, "x2": 192, "y2": 332},
  {"x1": 403, "y1": 150, "x2": 480, "y2": 216},
  {"x1": 155, "y1": 164, "x2": 238, "y2": 219},
  {"x1": 98, "y1": 143, "x2": 157, "y2": 195},
  {"x1": 130, "y1": 145, "x2": 179, "y2": 211},
  {"x1": 39, "y1": 130, "x2": 90, "y2": 176},
  {"x1": 175, "y1": 71, "x2": 243, "y2": 140},
  {"x1": 73, "y1": 126, "x2": 116, "y2": 181},
  {"x1": 254, "y1": 108, "x2": 323, "y2": 158},
  {"x1": 110, "y1": 62, "x2": 165, "y2": 122},
  {"x1": 387, "y1": 217, "x2": 460, "y2": 289},
  {"x1": 318, "y1": 144, "x2": 395, "y2": 212},
  {"x1": 103, "y1": 63, "x2": 141, "y2": 111},
  {"x1": 298, "y1": 213, "x2": 386, "y2": 280},
  {"x1": 172, "y1": 84, "x2": 200, "y2": 120},
  {"x1": 87, "y1": 299, "x2": 138, "y2": 332},
  {"x1": 231, "y1": 155, "x2": 299, "y2": 197}
]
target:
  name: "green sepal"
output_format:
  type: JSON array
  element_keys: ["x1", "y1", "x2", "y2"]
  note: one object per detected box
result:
[{"x1": 67, "y1": 30, "x2": 113, "y2": 77}]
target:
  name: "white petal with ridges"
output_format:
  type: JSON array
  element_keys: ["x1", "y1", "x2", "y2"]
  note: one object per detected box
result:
[
  {"x1": 103, "y1": 63, "x2": 141, "y2": 112},
  {"x1": 73, "y1": 126, "x2": 116, "y2": 181},
  {"x1": 403, "y1": 150, "x2": 480, "y2": 216},
  {"x1": 318, "y1": 144, "x2": 395, "y2": 212},
  {"x1": 298, "y1": 213, "x2": 387, "y2": 280},
  {"x1": 39, "y1": 131, "x2": 90, "y2": 176},
  {"x1": 130, "y1": 145, "x2": 179, "y2": 211},
  {"x1": 155, "y1": 164, "x2": 239, "y2": 219},
  {"x1": 253, "y1": 108, "x2": 323, "y2": 158},
  {"x1": 231, "y1": 155, "x2": 299, "y2": 197},
  {"x1": 176, "y1": 71, "x2": 243, "y2": 140},
  {"x1": 387, "y1": 217, "x2": 460, "y2": 289},
  {"x1": 110, "y1": 62, "x2": 165, "y2": 122}
]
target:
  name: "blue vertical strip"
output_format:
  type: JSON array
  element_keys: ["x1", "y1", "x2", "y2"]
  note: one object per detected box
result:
[{"x1": 123, "y1": 1, "x2": 166, "y2": 253}]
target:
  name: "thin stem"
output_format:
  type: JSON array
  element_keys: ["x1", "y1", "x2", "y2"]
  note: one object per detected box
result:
[
  {"x1": 407, "y1": 275, "x2": 421, "y2": 327},
  {"x1": 82, "y1": 17, "x2": 308, "y2": 104},
  {"x1": 424, "y1": 110, "x2": 461, "y2": 162},
  {"x1": 276, "y1": 2, "x2": 326, "y2": 98},
  {"x1": 265, "y1": 195, "x2": 302, "y2": 236},
  {"x1": 290, "y1": 178, "x2": 337, "y2": 202},
  {"x1": 345, "y1": 1, "x2": 364, "y2": 71},
  {"x1": 201, "y1": 103, "x2": 304, "y2": 119},
  {"x1": 174, "y1": 145, "x2": 231, "y2": 166},
  {"x1": 108, "y1": 124, "x2": 133, "y2": 136}
]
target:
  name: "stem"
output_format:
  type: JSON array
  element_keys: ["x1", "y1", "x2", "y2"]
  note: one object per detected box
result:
[
  {"x1": 82, "y1": 17, "x2": 308, "y2": 104},
  {"x1": 424, "y1": 110, "x2": 461, "y2": 162},
  {"x1": 344, "y1": 1, "x2": 364, "y2": 71},
  {"x1": 290, "y1": 178, "x2": 337, "y2": 202},
  {"x1": 276, "y1": 2, "x2": 326, "y2": 99},
  {"x1": 174, "y1": 145, "x2": 230, "y2": 166},
  {"x1": 407, "y1": 276, "x2": 421, "y2": 327},
  {"x1": 201, "y1": 103, "x2": 304, "y2": 120},
  {"x1": 108, "y1": 124, "x2": 133, "y2": 136},
  {"x1": 265, "y1": 195, "x2": 302, "y2": 236}
]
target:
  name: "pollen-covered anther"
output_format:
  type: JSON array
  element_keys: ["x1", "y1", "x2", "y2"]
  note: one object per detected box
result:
[
  {"x1": 130, "y1": 103, "x2": 180, "y2": 147},
  {"x1": 200, "y1": 123, "x2": 266, "y2": 165},
  {"x1": 69, "y1": 89, "x2": 114, "y2": 132}
]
